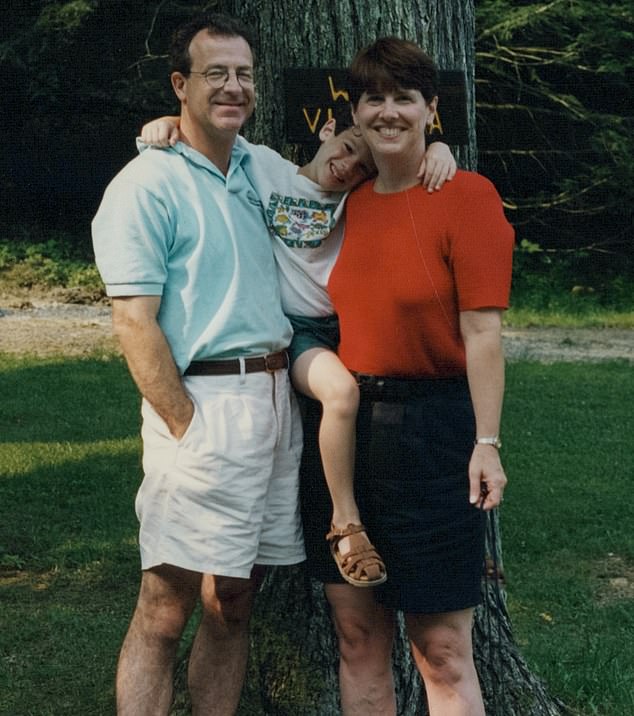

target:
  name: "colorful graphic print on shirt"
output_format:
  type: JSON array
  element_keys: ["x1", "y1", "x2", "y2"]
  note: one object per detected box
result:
[{"x1": 266, "y1": 193, "x2": 337, "y2": 248}]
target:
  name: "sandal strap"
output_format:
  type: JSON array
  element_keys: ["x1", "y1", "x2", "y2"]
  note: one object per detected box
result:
[
  {"x1": 326, "y1": 522, "x2": 367, "y2": 541},
  {"x1": 341, "y1": 544, "x2": 384, "y2": 581},
  {"x1": 328, "y1": 528, "x2": 386, "y2": 582}
]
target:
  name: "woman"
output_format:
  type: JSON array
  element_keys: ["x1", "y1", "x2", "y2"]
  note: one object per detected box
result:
[{"x1": 301, "y1": 37, "x2": 514, "y2": 715}]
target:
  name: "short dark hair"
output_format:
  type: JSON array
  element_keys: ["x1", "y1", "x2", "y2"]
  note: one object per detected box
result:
[
  {"x1": 169, "y1": 13, "x2": 253, "y2": 75},
  {"x1": 349, "y1": 37, "x2": 438, "y2": 107}
]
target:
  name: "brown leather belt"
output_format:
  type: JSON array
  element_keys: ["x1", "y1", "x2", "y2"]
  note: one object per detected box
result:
[{"x1": 184, "y1": 351, "x2": 289, "y2": 376}]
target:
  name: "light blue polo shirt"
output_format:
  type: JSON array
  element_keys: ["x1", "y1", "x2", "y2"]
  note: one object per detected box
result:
[{"x1": 91, "y1": 141, "x2": 292, "y2": 373}]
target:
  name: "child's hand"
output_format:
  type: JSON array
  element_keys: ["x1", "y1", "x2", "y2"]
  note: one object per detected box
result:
[
  {"x1": 140, "y1": 116, "x2": 181, "y2": 147},
  {"x1": 417, "y1": 142, "x2": 457, "y2": 193}
]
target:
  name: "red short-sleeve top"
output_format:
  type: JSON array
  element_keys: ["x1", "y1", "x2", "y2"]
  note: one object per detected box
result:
[{"x1": 328, "y1": 171, "x2": 515, "y2": 378}]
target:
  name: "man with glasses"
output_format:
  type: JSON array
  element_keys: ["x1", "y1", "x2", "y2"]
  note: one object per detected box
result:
[
  {"x1": 92, "y1": 14, "x2": 304, "y2": 715},
  {"x1": 188, "y1": 66, "x2": 255, "y2": 88}
]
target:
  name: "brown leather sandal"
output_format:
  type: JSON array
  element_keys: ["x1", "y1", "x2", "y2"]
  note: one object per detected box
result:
[{"x1": 326, "y1": 523, "x2": 387, "y2": 587}]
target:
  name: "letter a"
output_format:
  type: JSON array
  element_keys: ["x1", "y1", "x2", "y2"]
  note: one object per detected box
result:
[{"x1": 429, "y1": 111, "x2": 444, "y2": 134}]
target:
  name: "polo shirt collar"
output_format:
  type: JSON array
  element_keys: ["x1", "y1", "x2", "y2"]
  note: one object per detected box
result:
[{"x1": 172, "y1": 140, "x2": 248, "y2": 181}]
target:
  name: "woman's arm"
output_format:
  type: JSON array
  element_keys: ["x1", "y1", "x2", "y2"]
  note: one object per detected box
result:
[{"x1": 460, "y1": 307, "x2": 507, "y2": 510}]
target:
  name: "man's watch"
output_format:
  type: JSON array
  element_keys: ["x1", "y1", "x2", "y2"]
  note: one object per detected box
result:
[{"x1": 475, "y1": 436, "x2": 502, "y2": 449}]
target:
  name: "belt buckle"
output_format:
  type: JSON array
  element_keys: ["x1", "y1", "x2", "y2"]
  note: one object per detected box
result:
[
  {"x1": 356, "y1": 373, "x2": 384, "y2": 388},
  {"x1": 264, "y1": 352, "x2": 282, "y2": 372}
]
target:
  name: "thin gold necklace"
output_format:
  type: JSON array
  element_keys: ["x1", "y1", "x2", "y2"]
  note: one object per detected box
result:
[{"x1": 404, "y1": 188, "x2": 453, "y2": 329}]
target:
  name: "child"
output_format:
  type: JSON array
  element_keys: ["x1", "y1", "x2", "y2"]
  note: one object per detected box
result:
[{"x1": 140, "y1": 115, "x2": 456, "y2": 586}]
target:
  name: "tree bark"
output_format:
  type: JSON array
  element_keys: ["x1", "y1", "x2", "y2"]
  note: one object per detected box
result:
[
  {"x1": 169, "y1": 1, "x2": 569, "y2": 713},
  {"x1": 223, "y1": 0, "x2": 476, "y2": 169}
]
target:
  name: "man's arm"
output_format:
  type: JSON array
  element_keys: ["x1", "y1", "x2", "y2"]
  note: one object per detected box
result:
[
  {"x1": 112, "y1": 295, "x2": 193, "y2": 439},
  {"x1": 460, "y1": 307, "x2": 507, "y2": 510}
]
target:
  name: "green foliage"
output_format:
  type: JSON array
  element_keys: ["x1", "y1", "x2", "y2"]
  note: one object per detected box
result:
[
  {"x1": 0, "y1": 236, "x2": 103, "y2": 292},
  {"x1": 0, "y1": 1, "x2": 183, "y2": 212},
  {"x1": 510, "y1": 243, "x2": 634, "y2": 314},
  {"x1": 37, "y1": 1, "x2": 98, "y2": 32},
  {"x1": 507, "y1": 243, "x2": 634, "y2": 326},
  {"x1": 476, "y1": 0, "x2": 634, "y2": 256}
]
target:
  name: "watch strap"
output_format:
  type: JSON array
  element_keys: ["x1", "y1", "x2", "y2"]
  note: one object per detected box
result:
[{"x1": 475, "y1": 436, "x2": 502, "y2": 449}]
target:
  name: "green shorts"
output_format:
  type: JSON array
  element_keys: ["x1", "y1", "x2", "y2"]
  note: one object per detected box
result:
[{"x1": 286, "y1": 314, "x2": 340, "y2": 365}]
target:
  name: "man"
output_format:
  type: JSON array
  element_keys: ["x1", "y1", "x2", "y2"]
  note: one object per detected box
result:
[{"x1": 92, "y1": 14, "x2": 304, "y2": 715}]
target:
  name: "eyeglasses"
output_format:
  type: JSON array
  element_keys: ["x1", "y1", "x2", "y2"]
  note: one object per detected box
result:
[{"x1": 188, "y1": 68, "x2": 254, "y2": 89}]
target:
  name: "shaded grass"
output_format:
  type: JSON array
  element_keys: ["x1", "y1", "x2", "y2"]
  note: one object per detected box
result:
[
  {"x1": 0, "y1": 355, "x2": 633, "y2": 714},
  {"x1": 0, "y1": 355, "x2": 141, "y2": 715}
]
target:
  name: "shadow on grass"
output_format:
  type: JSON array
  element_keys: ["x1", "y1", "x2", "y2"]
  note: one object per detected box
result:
[{"x1": 0, "y1": 447, "x2": 141, "y2": 716}]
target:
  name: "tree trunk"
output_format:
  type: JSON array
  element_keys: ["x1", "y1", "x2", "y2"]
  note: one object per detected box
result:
[
  {"x1": 230, "y1": 0, "x2": 477, "y2": 169},
  {"x1": 170, "y1": 1, "x2": 569, "y2": 713}
]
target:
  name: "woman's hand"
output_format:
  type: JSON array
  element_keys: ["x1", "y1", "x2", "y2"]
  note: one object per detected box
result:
[
  {"x1": 468, "y1": 444, "x2": 507, "y2": 510},
  {"x1": 140, "y1": 116, "x2": 181, "y2": 147},
  {"x1": 417, "y1": 141, "x2": 457, "y2": 192}
]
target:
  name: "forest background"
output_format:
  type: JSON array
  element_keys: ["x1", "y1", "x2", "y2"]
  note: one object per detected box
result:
[{"x1": 0, "y1": 0, "x2": 633, "y2": 313}]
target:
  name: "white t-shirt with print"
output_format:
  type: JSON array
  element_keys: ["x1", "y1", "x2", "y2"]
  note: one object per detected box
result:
[{"x1": 239, "y1": 136, "x2": 347, "y2": 317}]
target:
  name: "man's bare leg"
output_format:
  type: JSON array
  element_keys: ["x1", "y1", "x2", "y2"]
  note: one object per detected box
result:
[
  {"x1": 188, "y1": 571, "x2": 261, "y2": 715},
  {"x1": 325, "y1": 583, "x2": 397, "y2": 715},
  {"x1": 116, "y1": 564, "x2": 200, "y2": 716}
]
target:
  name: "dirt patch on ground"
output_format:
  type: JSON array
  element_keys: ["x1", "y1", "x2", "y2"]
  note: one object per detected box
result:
[
  {"x1": 501, "y1": 327, "x2": 633, "y2": 363},
  {"x1": 0, "y1": 294, "x2": 633, "y2": 361},
  {"x1": 0, "y1": 299, "x2": 118, "y2": 357},
  {"x1": 594, "y1": 554, "x2": 634, "y2": 606}
]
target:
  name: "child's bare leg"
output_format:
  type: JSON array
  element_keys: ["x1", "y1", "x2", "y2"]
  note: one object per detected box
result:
[
  {"x1": 292, "y1": 347, "x2": 361, "y2": 528},
  {"x1": 292, "y1": 347, "x2": 386, "y2": 586}
]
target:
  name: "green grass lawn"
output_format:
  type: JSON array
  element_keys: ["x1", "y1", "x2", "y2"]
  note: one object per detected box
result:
[
  {"x1": 0, "y1": 355, "x2": 141, "y2": 715},
  {"x1": 1, "y1": 354, "x2": 633, "y2": 715},
  {"x1": 501, "y1": 361, "x2": 634, "y2": 715}
]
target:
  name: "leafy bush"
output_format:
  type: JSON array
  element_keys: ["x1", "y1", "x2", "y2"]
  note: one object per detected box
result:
[
  {"x1": 0, "y1": 236, "x2": 104, "y2": 294},
  {"x1": 511, "y1": 242, "x2": 634, "y2": 312}
]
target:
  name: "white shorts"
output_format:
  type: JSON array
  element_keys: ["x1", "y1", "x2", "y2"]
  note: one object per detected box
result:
[{"x1": 136, "y1": 369, "x2": 305, "y2": 578}]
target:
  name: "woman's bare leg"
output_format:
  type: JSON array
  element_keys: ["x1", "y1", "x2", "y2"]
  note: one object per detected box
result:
[
  {"x1": 405, "y1": 608, "x2": 485, "y2": 716},
  {"x1": 325, "y1": 583, "x2": 397, "y2": 715}
]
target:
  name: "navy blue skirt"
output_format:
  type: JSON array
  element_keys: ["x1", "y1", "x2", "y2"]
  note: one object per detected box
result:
[{"x1": 300, "y1": 376, "x2": 486, "y2": 614}]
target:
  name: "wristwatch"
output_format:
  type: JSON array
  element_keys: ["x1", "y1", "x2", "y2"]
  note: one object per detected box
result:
[{"x1": 474, "y1": 436, "x2": 502, "y2": 449}]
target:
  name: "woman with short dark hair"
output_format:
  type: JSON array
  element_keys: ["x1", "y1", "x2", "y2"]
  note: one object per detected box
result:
[{"x1": 303, "y1": 37, "x2": 515, "y2": 715}]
